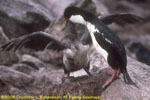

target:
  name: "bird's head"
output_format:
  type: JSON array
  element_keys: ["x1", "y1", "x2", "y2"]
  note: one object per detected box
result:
[{"x1": 64, "y1": 6, "x2": 95, "y2": 25}]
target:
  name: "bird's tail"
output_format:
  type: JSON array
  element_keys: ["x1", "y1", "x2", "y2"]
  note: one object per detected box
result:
[{"x1": 122, "y1": 70, "x2": 138, "y2": 88}]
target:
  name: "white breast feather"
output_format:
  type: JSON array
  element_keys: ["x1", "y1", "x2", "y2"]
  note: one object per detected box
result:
[{"x1": 87, "y1": 22, "x2": 108, "y2": 60}]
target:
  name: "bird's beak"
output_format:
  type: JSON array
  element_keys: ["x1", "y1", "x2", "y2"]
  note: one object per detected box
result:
[
  {"x1": 64, "y1": 18, "x2": 66, "y2": 21},
  {"x1": 62, "y1": 18, "x2": 69, "y2": 30}
]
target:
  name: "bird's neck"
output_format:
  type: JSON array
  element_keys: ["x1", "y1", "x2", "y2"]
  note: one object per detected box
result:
[
  {"x1": 69, "y1": 15, "x2": 99, "y2": 34},
  {"x1": 70, "y1": 15, "x2": 87, "y2": 25}
]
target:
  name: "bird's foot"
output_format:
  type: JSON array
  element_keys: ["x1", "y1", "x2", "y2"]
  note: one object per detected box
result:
[
  {"x1": 102, "y1": 69, "x2": 120, "y2": 88},
  {"x1": 105, "y1": 68, "x2": 120, "y2": 77},
  {"x1": 105, "y1": 68, "x2": 114, "y2": 76}
]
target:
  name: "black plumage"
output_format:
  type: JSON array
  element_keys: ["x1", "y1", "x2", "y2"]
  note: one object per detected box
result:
[{"x1": 0, "y1": 32, "x2": 67, "y2": 52}]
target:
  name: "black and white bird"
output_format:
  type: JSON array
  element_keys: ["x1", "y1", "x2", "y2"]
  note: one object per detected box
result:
[
  {"x1": 64, "y1": 6, "x2": 137, "y2": 88},
  {"x1": 0, "y1": 31, "x2": 92, "y2": 77}
]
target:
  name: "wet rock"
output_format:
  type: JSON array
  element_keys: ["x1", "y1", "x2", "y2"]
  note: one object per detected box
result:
[
  {"x1": 21, "y1": 54, "x2": 46, "y2": 70},
  {"x1": 0, "y1": 0, "x2": 51, "y2": 39},
  {"x1": 0, "y1": 27, "x2": 19, "y2": 65},
  {"x1": 128, "y1": 42, "x2": 150, "y2": 65},
  {"x1": 0, "y1": 66, "x2": 34, "y2": 88}
]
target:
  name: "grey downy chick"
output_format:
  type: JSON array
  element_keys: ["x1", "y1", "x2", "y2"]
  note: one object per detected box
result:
[
  {"x1": 0, "y1": 31, "x2": 93, "y2": 77},
  {"x1": 63, "y1": 43, "x2": 93, "y2": 77}
]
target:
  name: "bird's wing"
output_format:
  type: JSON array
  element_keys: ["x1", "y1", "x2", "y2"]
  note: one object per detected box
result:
[
  {"x1": 94, "y1": 29, "x2": 126, "y2": 62},
  {"x1": 100, "y1": 13, "x2": 144, "y2": 25},
  {"x1": 0, "y1": 31, "x2": 67, "y2": 52},
  {"x1": 80, "y1": 13, "x2": 144, "y2": 45},
  {"x1": 94, "y1": 31, "x2": 122, "y2": 52}
]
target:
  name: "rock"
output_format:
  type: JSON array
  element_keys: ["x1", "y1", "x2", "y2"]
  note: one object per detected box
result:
[
  {"x1": 98, "y1": 0, "x2": 150, "y2": 18},
  {"x1": 72, "y1": 0, "x2": 99, "y2": 15},
  {"x1": 126, "y1": 0, "x2": 150, "y2": 3},
  {"x1": 0, "y1": 79, "x2": 9, "y2": 95},
  {"x1": 34, "y1": 50, "x2": 64, "y2": 67},
  {"x1": 21, "y1": 54, "x2": 46, "y2": 70},
  {"x1": 119, "y1": 34, "x2": 150, "y2": 49},
  {"x1": 42, "y1": 57, "x2": 150, "y2": 100},
  {"x1": 35, "y1": 0, "x2": 75, "y2": 17},
  {"x1": 0, "y1": 0, "x2": 51, "y2": 39},
  {"x1": 31, "y1": 68, "x2": 64, "y2": 87},
  {"x1": 0, "y1": 66, "x2": 34, "y2": 88},
  {"x1": 9, "y1": 87, "x2": 27, "y2": 96},
  {"x1": 0, "y1": 26, "x2": 19, "y2": 65},
  {"x1": 43, "y1": 73, "x2": 108, "y2": 97},
  {"x1": 128, "y1": 42, "x2": 150, "y2": 65},
  {"x1": 12, "y1": 63, "x2": 36, "y2": 74},
  {"x1": 0, "y1": 64, "x2": 65, "y2": 95},
  {"x1": 93, "y1": 0, "x2": 109, "y2": 15}
]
